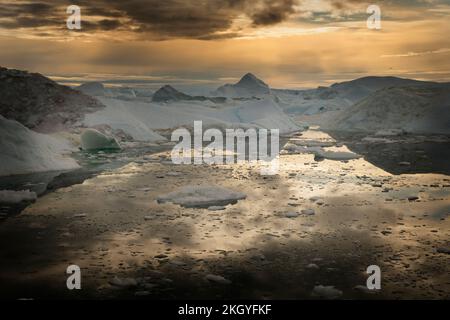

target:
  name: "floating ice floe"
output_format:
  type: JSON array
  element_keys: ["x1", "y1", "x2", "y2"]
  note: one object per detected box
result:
[
  {"x1": 109, "y1": 276, "x2": 138, "y2": 288},
  {"x1": 205, "y1": 274, "x2": 232, "y2": 285},
  {"x1": 157, "y1": 185, "x2": 246, "y2": 208},
  {"x1": 306, "y1": 263, "x2": 319, "y2": 270},
  {"x1": 361, "y1": 137, "x2": 393, "y2": 143},
  {"x1": 208, "y1": 206, "x2": 226, "y2": 211},
  {"x1": 0, "y1": 190, "x2": 37, "y2": 204},
  {"x1": 301, "y1": 209, "x2": 315, "y2": 216},
  {"x1": 374, "y1": 129, "x2": 406, "y2": 137},
  {"x1": 314, "y1": 149, "x2": 361, "y2": 161},
  {"x1": 285, "y1": 211, "x2": 300, "y2": 218},
  {"x1": 311, "y1": 285, "x2": 343, "y2": 299}
]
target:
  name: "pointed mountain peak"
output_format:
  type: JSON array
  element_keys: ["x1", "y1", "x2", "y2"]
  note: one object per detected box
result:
[
  {"x1": 214, "y1": 72, "x2": 271, "y2": 98},
  {"x1": 237, "y1": 73, "x2": 268, "y2": 87},
  {"x1": 152, "y1": 84, "x2": 191, "y2": 102},
  {"x1": 160, "y1": 84, "x2": 177, "y2": 91}
]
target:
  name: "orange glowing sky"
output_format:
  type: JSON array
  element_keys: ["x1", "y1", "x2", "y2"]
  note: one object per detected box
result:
[{"x1": 1, "y1": 0, "x2": 449, "y2": 90}]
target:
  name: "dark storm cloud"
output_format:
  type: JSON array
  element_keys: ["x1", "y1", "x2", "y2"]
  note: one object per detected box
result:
[
  {"x1": 1, "y1": 0, "x2": 447, "y2": 38},
  {"x1": 0, "y1": 0, "x2": 121, "y2": 34},
  {"x1": 0, "y1": 0, "x2": 300, "y2": 38},
  {"x1": 251, "y1": 0, "x2": 297, "y2": 25}
]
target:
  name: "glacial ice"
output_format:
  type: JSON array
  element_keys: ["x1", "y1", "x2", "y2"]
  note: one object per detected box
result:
[
  {"x1": 0, "y1": 115, "x2": 80, "y2": 176},
  {"x1": 80, "y1": 129, "x2": 120, "y2": 151}
]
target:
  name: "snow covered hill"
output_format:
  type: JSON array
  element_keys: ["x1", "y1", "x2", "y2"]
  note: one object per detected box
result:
[
  {"x1": 274, "y1": 76, "x2": 439, "y2": 116},
  {"x1": 0, "y1": 67, "x2": 104, "y2": 133},
  {"x1": 330, "y1": 76, "x2": 436, "y2": 103},
  {"x1": 0, "y1": 115, "x2": 79, "y2": 177},
  {"x1": 327, "y1": 84, "x2": 450, "y2": 134},
  {"x1": 214, "y1": 73, "x2": 271, "y2": 98}
]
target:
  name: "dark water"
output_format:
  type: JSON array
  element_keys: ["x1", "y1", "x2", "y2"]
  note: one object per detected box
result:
[
  {"x1": 327, "y1": 131, "x2": 450, "y2": 176},
  {"x1": 0, "y1": 144, "x2": 170, "y2": 219}
]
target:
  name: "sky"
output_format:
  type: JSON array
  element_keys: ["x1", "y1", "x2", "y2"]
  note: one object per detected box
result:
[{"x1": 0, "y1": 0, "x2": 450, "y2": 90}]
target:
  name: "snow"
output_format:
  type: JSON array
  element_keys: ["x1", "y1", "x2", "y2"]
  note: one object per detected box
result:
[
  {"x1": 0, "y1": 190, "x2": 37, "y2": 204},
  {"x1": 80, "y1": 129, "x2": 120, "y2": 151},
  {"x1": 0, "y1": 115, "x2": 80, "y2": 176},
  {"x1": 157, "y1": 185, "x2": 247, "y2": 208}
]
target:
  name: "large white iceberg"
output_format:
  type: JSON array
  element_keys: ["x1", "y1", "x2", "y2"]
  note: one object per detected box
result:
[{"x1": 0, "y1": 115, "x2": 80, "y2": 176}]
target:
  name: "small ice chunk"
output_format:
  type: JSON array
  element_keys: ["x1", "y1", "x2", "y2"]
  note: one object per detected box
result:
[
  {"x1": 311, "y1": 285, "x2": 343, "y2": 299},
  {"x1": 0, "y1": 190, "x2": 37, "y2": 204},
  {"x1": 285, "y1": 211, "x2": 300, "y2": 218},
  {"x1": 157, "y1": 185, "x2": 246, "y2": 208},
  {"x1": 208, "y1": 206, "x2": 226, "y2": 211},
  {"x1": 375, "y1": 129, "x2": 406, "y2": 137},
  {"x1": 205, "y1": 274, "x2": 231, "y2": 285},
  {"x1": 134, "y1": 291, "x2": 151, "y2": 297},
  {"x1": 109, "y1": 277, "x2": 138, "y2": 287},
  {"x1": 301, "y1": 209, "x2": 315, "y2": 216},
  {"x1": 315, "y1": 150, "x2": 361, "y2": 161},
  {"x1": 437, "y1": 248, "x2": 450, "y2": 254}
]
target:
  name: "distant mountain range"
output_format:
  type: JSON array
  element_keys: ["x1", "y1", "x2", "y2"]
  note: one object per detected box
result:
[{"x1": 1, "y1": 66, "x2": 449, "y2": 135}]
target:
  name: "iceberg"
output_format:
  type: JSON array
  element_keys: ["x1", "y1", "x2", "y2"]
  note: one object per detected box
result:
[{"x1": 80, "y1": 129, "x2": 120, "y2": 151}]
